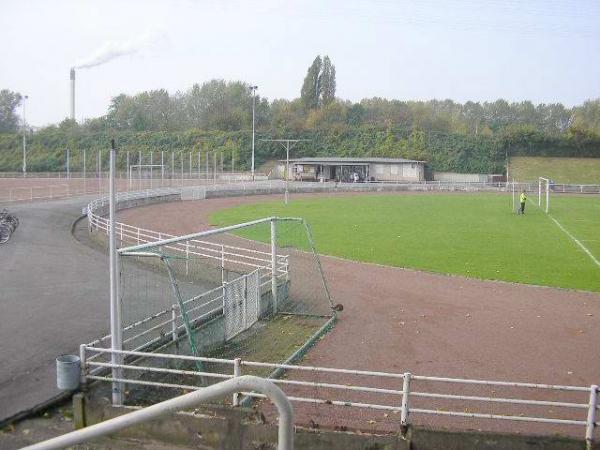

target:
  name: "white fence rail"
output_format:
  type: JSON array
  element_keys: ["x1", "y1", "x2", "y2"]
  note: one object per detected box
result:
[
  {"x1": 80, "y1": 346, "x2": 599, "y2": 445},
  {"x1": 3, "y1": 176, "x2": 599, "y2": 204}
]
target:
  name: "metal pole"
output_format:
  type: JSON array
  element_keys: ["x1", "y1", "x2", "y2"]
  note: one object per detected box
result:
[
  {"x1": 189, "y1": 151, "x2": 192, "y2": 181},
  {"x1": 171, "y1": 151, "x2": 175, "y2": 181},
  {"x1": 586, "y1": 385, "x2": 598, "y2": 450},
  {"x1": 271, "y1": 219, "x2": 278, "y2": 313},
  {"x1": 400, "y1": 372, "x2": 411, "y2": 429},
  {"x1": 83, "y1": 148, "x2": 86, "y2": 193},
  {"x1": 126, "y1": 150, "x2": 130, "y2": 190},
  {"x1": 180, "y1": 152, "x2": 184, "y2": 186},
  {"x1": 213, "y1": 151, "x2": 217, "y2": 183},
  {"x1": 66, "y1": 149, "x2": 70, "y2": 179},
  {"x1": 109, "y1": 140, "x2": 123, "y2": 406},
  {"x1": 161, "y1": 151, "x2": 164, "y2": 185},
  {"x1": 285, "y1": 142, "x2": 290, "y2": 205},
  {"x1": 198, "y1": 149, "x2": 201, "y2": 179},
  {"x1": 98, "y1": 150, "x2": 101, "y2": 192},
  {"x1": 22, "y1": 95, "x2": 28, "y2": 177},
  {"x1": 205, "y1": 148, "x2": 209, "y2": 181},
  {"x1": 511, "y1": 179, "x2": 515, "y2": 213},
  {"x1": 150, "y1": 152, "x2": 153, "y2": 189},
  {"x1": 546, "y1": 182, "x2": 549, "y2": 214},
  {"x1": 21, "y1": 376, "x2": 294, "y2": 450},
  {"x1": 138, "y1": 151, "x2": 142, "y2": 190},
  {"x1": 538, "y1": 178, "x2": 541, "y2": 207},
  {"x1": 233, "y1": 358, "x2": 241, "y2": 406},
  {"x1": 251, "y1": 85, "x2": 257, "y2": 181}
]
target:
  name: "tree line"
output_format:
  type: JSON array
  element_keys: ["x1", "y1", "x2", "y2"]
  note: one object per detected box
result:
[{"x1": 0, "y1": 55, "x2": 599, "y2": 174}]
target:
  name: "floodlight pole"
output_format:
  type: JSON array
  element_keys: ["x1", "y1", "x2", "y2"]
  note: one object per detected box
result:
[
  {"x1": 250, "y1": 85, "x2": 258, "y2": 181},
  {"x1": 22, "y1": 95, "x2": 28, "y2": 177},
  {"x1": 83, "y1": 148, "x2": 86, "y2": 193},
  {"x1": 109, "y1": 139, "x2": 123, "y2": 406},
  {"x1": 260, "y1": 139, "x2": 308, "y2": 205}
]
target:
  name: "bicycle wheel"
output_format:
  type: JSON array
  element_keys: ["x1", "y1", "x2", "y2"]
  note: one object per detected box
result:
[{"x1": 0, "y1": 224, "x2": 10, "y2": 244}]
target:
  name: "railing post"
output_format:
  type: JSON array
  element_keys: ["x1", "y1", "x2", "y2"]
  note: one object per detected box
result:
[
  {"x1": 79, "y1": 344, "x2": 87, "y2": 388},
  {"x1": 233, "y1": 358, "x2": 241, "y2": 406},
  {"x1": 221, "y1": 244, "x2": 225, "y2": 284},
  {"x1": 586, "y1": 384, "x2": 598, "y2": 450},
  {"x1": 400, "y1": 372, "x2": 411, "y2": 432},
  {"x1": 270, "y1": 219, "x2": 278, "y2": 314}
]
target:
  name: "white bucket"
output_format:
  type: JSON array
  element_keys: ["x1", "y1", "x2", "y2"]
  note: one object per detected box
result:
[{"x1": 56, "y1": 354, "x2": 81, "y2": 390}]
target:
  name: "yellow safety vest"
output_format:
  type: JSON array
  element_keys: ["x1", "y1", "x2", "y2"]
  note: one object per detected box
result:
[{"x1": 520, "y1": 193, "x2": 527, "y2": 203}]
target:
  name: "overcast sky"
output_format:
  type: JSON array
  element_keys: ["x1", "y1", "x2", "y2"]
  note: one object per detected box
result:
[{"x1": 1, "y1": 0, "x2": 599, "y2": 126}]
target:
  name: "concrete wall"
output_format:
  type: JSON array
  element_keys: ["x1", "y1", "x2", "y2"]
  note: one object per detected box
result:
[{"x1": 75, "y1": 393, "x2": 596, "y2": 450}]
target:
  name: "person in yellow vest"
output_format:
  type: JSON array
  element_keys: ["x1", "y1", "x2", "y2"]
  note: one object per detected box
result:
[{"x1": 519, "y1": 190, "x2": 527, "y2": 215}]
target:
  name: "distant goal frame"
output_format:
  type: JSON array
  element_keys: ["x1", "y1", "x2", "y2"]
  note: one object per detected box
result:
[{"x1": 538, "y1": 177, "x2": 550, "y2": 213}]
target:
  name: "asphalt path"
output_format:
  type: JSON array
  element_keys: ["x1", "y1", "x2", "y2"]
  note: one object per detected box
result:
[{"x1": 0, "y1": 196, "x2": 110, "y2": 423}]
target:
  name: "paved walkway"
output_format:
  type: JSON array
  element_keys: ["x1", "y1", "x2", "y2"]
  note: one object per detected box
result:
[{"x1": 0, "y1": 196, "x2": 110, "y2": 424}]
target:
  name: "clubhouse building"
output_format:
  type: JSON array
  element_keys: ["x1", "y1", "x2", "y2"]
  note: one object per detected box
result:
[{"x1": 277, "y1": 157, "x2": 426, "y2": 183}]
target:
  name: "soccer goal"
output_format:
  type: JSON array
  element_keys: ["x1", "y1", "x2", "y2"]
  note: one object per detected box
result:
[
  {"x1": 538, "y1": 177, "x2": 550, "y2": 213},
  {"x1": 128, "y1": 164, "x2": 165, "y2": 189},
  {"x1": 112, "y1": 216, "x2": 336, "y2": 367}
]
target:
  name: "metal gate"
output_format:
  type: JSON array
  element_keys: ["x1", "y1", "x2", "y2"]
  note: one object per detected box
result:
[{"x1": 224, "y1": 270, "x2": 260, "y2": 340}]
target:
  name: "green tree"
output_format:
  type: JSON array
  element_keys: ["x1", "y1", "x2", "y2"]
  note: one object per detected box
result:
[
  {"x1": 320, "y1": 56, "x2": 336, "y2": 106},
  {"x1": 300, "y1": 56, "x2": 322, "y2": 110},
  {"x1": 0, "y1": 89, "x2": 23, "y2": 133}
]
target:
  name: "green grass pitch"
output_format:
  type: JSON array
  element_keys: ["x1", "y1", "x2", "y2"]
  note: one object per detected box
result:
[{"x1": 210, "y1": 193, "x2": 600, "y2": 292}]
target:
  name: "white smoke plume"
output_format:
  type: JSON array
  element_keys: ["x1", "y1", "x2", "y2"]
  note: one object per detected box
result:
[{"x1": 74, "y1": 30, "x2": 165, "y2": 69}]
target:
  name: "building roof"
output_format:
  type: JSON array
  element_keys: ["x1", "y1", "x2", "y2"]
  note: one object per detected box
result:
[{"x1": 280, "y1": 157, "x2": 426, "y2": 165}]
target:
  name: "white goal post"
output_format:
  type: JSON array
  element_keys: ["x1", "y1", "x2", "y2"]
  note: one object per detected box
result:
[
  {"x1": 538, "y1": 177, "x2": 550, "y2": 213},
  {"x1": 128, "y1": 164, "x2": 165, "y2": 188}
]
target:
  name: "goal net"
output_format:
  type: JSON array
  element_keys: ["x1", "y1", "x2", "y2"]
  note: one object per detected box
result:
[
  {"x1": 128, "y1": 164, "x2": 165, "y2": 190},
  {"x1": 93, "y1": 217, "x2": 337, "y2": 403},
  {"x1": 538, "y1": 177, "x2": 550, "y2": 213}
]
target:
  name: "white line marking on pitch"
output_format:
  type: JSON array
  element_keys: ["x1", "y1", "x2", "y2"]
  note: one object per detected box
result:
[{"x1": 548, "y1": 215, "x2": 600, "y2": 269}]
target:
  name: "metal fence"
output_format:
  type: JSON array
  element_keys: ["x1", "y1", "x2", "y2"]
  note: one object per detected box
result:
[{"x1": 80, "y1": 346, "x2": 599, "y2": 445}]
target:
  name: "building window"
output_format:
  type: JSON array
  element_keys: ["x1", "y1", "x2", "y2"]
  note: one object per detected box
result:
[
  {"x1": 390, "y1": 165, "x2": 399, "y2": 175},
  {"x1": 375, "y1": 165, "x2": 384, "y2": 175}
]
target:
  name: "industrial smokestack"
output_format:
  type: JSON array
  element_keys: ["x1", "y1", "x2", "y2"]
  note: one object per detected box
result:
[{"x1": 70, "y1": 68, "x2": 76, "y2": 121}]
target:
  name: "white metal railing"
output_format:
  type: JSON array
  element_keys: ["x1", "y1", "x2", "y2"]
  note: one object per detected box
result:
[
  {"x1": 87, "y1": 189, "x2": 288, "y2": 282},
  {"x1": 22, "y1": 375, "x2": 294, "y2": 450},
  {"x1": 80, "y1": 346, "x2": 599, "y2": 445}
]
